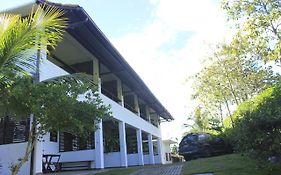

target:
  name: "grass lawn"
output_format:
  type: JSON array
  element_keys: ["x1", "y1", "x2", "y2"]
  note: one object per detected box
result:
[
  {"x1": 95, "y1": 167, "x2": 139, "y2": 175},
  {"x1": 182, "y1": 154, "x2": 281, "y2": 175}
]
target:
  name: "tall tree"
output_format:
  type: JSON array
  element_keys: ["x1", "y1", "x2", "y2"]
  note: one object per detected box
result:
[
  {"x1": 190, "y1": 44, "x2": 276, "y2": 128},
  {"x1": 222, "y1": 0, "x2": 281, "y2": 65}
]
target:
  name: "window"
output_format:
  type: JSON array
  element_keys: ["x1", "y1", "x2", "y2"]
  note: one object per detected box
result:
[
  {"x1": 50, "y1": 131, "x2": 58, "y2": 142},
  {"x1": 59, "y1": 132, "x2": 94, "y2": 152},
  {"x1": 198, "y1": 134, "x2": 211, "y2": 141},
  {"x1": 0, "y1": 116, "x2": 30, "y2": 145}
]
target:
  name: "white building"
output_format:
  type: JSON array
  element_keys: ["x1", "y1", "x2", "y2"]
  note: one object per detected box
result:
[
  {"x1": 162, "y1": 140, "x2": 177, "y2": 164},
  {"x1": 0, "y1": 1, "x2": 174, "y2": 175}
]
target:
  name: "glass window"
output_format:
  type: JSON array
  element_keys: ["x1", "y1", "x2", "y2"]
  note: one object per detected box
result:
[
  {"x1": 0, "y1": 116, "x2": 30, "y2": 145},
  {"x1": 50, "y1": 131, "x2": 58, "y2": 142},
  {"x1": 59, "y1": 132, "x2": 94, "y2": 152},
  {"x1": 198, "y1": 134, "x2": 211, "y2": 141}
]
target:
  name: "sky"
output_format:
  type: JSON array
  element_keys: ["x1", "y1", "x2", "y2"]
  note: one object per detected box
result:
[{"x1": 0, "y1": 0, "x2": 233, "y2": 141}]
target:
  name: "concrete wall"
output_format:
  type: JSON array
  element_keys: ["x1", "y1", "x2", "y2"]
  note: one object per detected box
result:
[
  {"x1": 0, "y1": 143, "x2": 31, "y2": 175},
  {"x1": 154, "y1": 155, "x2": 162, "y2": 164},
  {"x1": 143, "y1": 155, "x2": 150, "y2": 165},
  {"x1": 104, "y1": 152, "x2": 121, "y2": 168},
  {"x1": 60, "y1": 150, "x2": 95, "y2": 162},
  {"x1": 127, "y1": 154, "x2": 139, "y2": 166}
]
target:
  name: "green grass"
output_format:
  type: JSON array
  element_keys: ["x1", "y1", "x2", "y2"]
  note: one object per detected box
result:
[
  {"x1": 181, "y1": 154, "x2": 281, "y2": 175},
  {"x1": 95, "y1": 167, "x2": 140, "y2": 175}
]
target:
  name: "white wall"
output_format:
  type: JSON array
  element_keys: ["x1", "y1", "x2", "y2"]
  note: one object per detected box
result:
[
  {"x1": 0, "y1": 143, "x2": 31, "y2": 175},
  {"x1": 154, "y1": 155, "x2": 162, "y2": 164},
  {"x1": 39, "y1": 57, "x2": 69, "y2": 82},
  {"x1": 127, "y1": 154, "x2": 139, "y2": 166},
  {"x1": 104, "y1": 152, "x2": 121, "y2": 168},
  {"x1": 60, "y1": 150, "x2": 95, "y2": 162},
  {"x1": 143, "y1": 155, "x2": 150, "y2": 165},
  {"x1": 41, "y1": 133, "x2": 59, "y2": 155},
  {"x1": 162, "y1": 142, "x2": 172, "y2": 164}
]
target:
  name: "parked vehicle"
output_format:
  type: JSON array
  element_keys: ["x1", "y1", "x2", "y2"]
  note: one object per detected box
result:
[{"x1": 179, "y1": 133, "x2": 233, "y2": 161}]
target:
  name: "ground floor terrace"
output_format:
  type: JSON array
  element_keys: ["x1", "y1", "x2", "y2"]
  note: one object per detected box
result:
[{"x1": 0, "y1": 115, "x2": 164, "y2": 175}]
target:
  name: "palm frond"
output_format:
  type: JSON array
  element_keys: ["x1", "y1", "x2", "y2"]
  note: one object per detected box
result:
[
  {"x1": 0, "y1": 4, "x2": 67, "y2": 74},
  {"x1": 0, "y1": 14, "x2": 20, "y2": 38}
]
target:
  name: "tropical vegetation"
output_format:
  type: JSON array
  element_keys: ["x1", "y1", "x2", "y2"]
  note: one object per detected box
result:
[{"x1": 186, "y1": 0, "x2": 281, "y2": 169}]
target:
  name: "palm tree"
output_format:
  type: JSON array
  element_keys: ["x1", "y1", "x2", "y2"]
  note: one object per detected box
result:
[
  {"x1": 0, "y1": 4, "x2": 67, "y2": 72},
  {"x1": 0, "y1": 4, "x2": 67, "y2": 175}
]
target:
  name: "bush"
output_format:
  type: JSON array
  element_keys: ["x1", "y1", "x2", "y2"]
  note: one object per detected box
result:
[{"x1": 224, "y1": 83, "x2": 281, "y2": 165}]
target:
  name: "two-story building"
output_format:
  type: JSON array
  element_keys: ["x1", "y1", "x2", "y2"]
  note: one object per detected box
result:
[{"x1": 0, "y1": 1, "x2": 174, "y2": 174}]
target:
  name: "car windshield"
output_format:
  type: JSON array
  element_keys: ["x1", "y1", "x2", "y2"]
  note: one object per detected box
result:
[
  {"x1": 183, "y1": 135, "x2": 198, "y2": 142},
  {"x1": 198, "y1": 134, "x2": 211, "y2": 141}
]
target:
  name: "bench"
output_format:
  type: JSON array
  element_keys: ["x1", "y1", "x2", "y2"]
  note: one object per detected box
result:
[{"x1": 59, "y1": 161, "x2": 92, "y2": 171}]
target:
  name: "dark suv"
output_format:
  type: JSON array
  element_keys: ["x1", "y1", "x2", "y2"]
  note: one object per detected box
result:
[{"x1": 179, "y1": 133, "x2": 232, "y2": 161}]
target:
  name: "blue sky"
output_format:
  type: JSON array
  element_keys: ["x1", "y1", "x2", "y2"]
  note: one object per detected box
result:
[{"x1": 1, "y1": 0, "x2": 232, "y2": 140}]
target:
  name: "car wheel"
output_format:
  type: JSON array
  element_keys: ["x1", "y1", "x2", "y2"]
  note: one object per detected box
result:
[{"x1": 184, "y1": 155, "x2": 193, "y2": 161}]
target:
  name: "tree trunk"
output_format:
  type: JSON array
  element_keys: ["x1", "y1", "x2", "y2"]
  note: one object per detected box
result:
[{"x1": 223, "y1": 97, "x2": 235, "y2": 128}]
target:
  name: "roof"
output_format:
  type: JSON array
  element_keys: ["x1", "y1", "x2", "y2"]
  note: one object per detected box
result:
[{"x1": 31, "y1": 0, "x2": 174, "y2": 120}]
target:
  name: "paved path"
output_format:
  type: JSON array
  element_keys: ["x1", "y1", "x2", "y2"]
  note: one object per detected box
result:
[{"x1": 129, "y1": 164, "x2": 183, "y2": 175}]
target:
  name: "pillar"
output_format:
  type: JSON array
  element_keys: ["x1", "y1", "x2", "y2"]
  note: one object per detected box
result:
[
  {"x1": 31, "y1": 115, "x2": 43, "y2": 175},
  {"x1": 157, "y1": 137, "x2": 164, "y2": 164},
  {"x1": 93, "y1": 57, "x2": 99, "y2": 83},
  {"x1": 136, "y1": 129, "x2": 144, "y2": 165},
  {"x1": 133, "y1": 94, "x2": 140, "y2": 116},
  {"x1": 148, "y1": 133, "x2": 155, "y2": 164},
  {"x1": 117, "y1": 79, "x2": 124, "y2": 106},
  {"x1": 145, "y1": 105, "x2": 151, "y2": 122},
  {"x1": 119, "y1": 121, "x2": 128, "y2": 167},
  {"x1": 95, "y1": 121, "x2": 104, "y2": 169}
]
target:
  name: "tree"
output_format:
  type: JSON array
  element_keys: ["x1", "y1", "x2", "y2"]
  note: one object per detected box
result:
[
  {"x1": 225, "y1": 83, "x2": 281, "y2": 165},
  {"x1": 190, "y1": 43, "x2": 276, "y2": 128},
  {"x1": 7, "y1": 75, "x2": 110, "y2": 175},
  {"x1": 0, "y1": 5, "x2": 110, "y2": 175},
  {"x1": 222, "y1": 0, "x2": 281, "y2": 65},
  {"x1": 0, "y1": 4, "x2": 66, "y2": 72}
]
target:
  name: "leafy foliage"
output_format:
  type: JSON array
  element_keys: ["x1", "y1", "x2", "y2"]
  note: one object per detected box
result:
[
  {"x1": 222, "y1": 0, "x2": 281, "y2": 64},
  {"x1": 0, "y1": 4, "x2": 67, "y2": 71},
  {"x1": 189, "y1": 43, "x2": 276, "y2": 129},
  {"x1": 4, "y1": 74, "x2": 110, "y2": 136},
  {"x1": 224, "y1": 83, "x2": 281, "y2": 164}
]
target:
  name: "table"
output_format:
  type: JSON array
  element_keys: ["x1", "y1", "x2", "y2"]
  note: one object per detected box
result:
[{"x1": 42, "y1": 154, "x2": 61, "y2": 173}]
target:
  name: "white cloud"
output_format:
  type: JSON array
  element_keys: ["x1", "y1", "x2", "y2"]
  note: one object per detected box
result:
[{"x1": 110, "y1": 0, "x2": 233, "y2": 140}]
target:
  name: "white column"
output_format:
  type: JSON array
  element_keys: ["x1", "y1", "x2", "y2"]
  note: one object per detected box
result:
[
  {"x1": 148, "y1": 133, "x2": 155, "y2": 164},
  {"x1": 95, "y1": 121, "x2": 104, "y2": 169},
  {"x1": 33, "y1": 140, "x2": 43, "y2": 174},
  {"x1": 93, "y1": 58, "x2": 101, "y2": 94},
  {"x1": 133, "y1": 94, "x2": 140, "y2": 116},
  {"x1": 157, "y1": 137, "x2": 164, "y2": 164},
  {"x1": 145, "y1": 106, "x2": 151, "y2": 122},
  {"x1": 31, "y1": 115, "x2": 43, "y2": 175},
  {"x1": 136, "y1": 129, "x2": 144, "y2": 165},
  {"x1": 119, "y1": 121, "x2": 128, "y2": 167},
  {"x1": 117, "y1": 79, "x2": 124, "y2": 107}
]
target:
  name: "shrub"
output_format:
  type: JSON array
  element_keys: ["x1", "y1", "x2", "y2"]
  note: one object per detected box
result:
[{"x1": 224, "y1": 83, "x2": 281, "y2": 165}]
